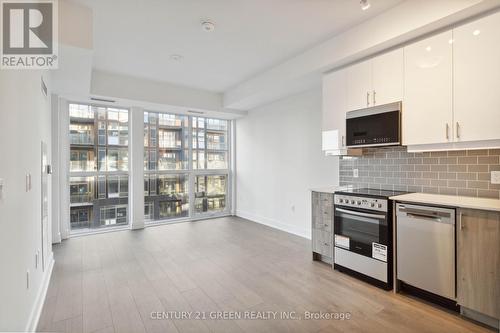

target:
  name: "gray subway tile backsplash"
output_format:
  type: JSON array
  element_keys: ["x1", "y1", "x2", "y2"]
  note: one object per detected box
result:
[{"x1": 339, "y1": 146, "x2": 500, "y2": 199}]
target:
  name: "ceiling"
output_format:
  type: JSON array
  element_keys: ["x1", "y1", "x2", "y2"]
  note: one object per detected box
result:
[{"x1": 74, "y1": 0, "x2": 404, "y2": 93}]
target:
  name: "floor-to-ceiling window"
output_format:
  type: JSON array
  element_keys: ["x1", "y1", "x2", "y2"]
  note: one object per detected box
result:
[
  {"x1": 144, "y1": 112, "x2": 189, "y2": 222},
  {"x1": 144, "y1": 112, "x2": 230, "y2": 222},
  {"x1": 192, "y1": 117, "x2": 229, "y2": 215},
  {"x1": 68, "y1": 104, "x2": 230, "y2": 233},
  {"x1": 69, "y1": 104, "x2": 129, "y2": 232}
]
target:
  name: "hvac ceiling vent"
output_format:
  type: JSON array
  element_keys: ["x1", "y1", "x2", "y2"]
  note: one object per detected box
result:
[{"x1": 90, "y1": 97, "x2": 116, "y2": 103}]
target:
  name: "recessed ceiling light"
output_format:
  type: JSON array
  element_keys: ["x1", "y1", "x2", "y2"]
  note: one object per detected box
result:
[
  {"x1": 448, "y1": 39, "x2": 454, "y2": 44},
  {"x1": 170, "y1": 54, "x2": 184, "y2": 61},
  {"x1": 360, "y1": 0, "x2": 371, "y2": 10},
  {"x1": 473, "y1": 29, "x2": 481, "y2": 36},
  {"x1": 201, "y1": 20, "x2": 216, "y2": 32},
  {"x1": 425, "y1": 46, "x2": 432, "y2": 52}
]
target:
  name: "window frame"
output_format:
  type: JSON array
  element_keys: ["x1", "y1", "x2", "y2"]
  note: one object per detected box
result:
[
  {"x1": 144, "y1": 111, "x2": 232, "y2": 224},
  {"x1": 68, "y1": 102, "x2": 131, "y2": 234},
  {"x1": 64, "y1": 101, "x2": 233, "y2": 236}
]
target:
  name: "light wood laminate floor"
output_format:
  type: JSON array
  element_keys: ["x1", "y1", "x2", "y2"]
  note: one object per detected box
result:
[{"x1": 37, "y1": 216, "x2": 494, "y2": 333}]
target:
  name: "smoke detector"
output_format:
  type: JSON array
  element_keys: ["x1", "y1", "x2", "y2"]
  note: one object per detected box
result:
[
  {"x1": 360, "y1": 0, "x2": 370, "y2": 10},
  {"x1": 201, "y1": 20, "x2": 216, "y2": 32}
]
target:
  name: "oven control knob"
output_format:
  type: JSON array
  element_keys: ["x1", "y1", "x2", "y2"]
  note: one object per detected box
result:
[
  {"x1": 350, "y1": 200, "x2": 355, "y2": 204},
  {"x1": 339, "y1": 199, "x2": 343, "y2": 203},
  {"x1": 377, "y1": 203, "x2": 383, "y2": 208},
  {"x1": 370, "y1": 203, "x2": 375, "y2": 208},
  {"x1": 357, "y1": 201, "x2": 361, "y2": 205}
]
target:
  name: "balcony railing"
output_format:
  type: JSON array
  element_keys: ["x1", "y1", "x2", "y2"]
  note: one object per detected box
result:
[
  {"x1": 70, "y1": 161, "x2": 95, "y2": 172},
  {"x1": 70, "y1": 134, "x2": 94, "y2": 145},
  {"x1": 70, "y1": 194, "x2": 94, "y2": 204},
  {"x1": 207, "y1": 143, "x2": 227, "y2": 150}
]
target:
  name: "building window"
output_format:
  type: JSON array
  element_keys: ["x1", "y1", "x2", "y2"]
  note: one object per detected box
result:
[
  {"x1": 69, "y1": 103, "x2": 129, "y2": 232},
  {"x1": 194, "y1": 175, "x2": 227, "y2": 214},
  {"x1": 192, "y1": 117, "x2": 228, "y2": 170},
  {"x1": 144, "y1": 111, "x2": 189, "y2": 222}
]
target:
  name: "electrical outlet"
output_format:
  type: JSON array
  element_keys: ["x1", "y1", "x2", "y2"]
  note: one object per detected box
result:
[
  {"x1": 491, "y1": 171, "x2": 500, "y2": 184},
  {"x1": 353, "y1": 169, "x2": 359, "y2": 178}
]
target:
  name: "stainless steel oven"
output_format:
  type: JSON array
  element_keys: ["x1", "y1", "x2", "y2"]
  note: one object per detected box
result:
[
  {"x1": 333, "y1": 189, "x2": 401, "y2": 290},
  {"x1": 346, "y1": 101, "x2": 401, "y2": 148}
]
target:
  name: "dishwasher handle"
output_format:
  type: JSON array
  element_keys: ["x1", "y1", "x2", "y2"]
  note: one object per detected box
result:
[
  {"x1": 405, "y1": 212, "x2": 444, "y2": 223},
  {"x1": 397, "y1": 204, "x2": 455, "y2": 224}
]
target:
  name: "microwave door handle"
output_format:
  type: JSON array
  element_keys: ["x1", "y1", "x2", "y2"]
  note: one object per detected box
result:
[{"x1": 335, "y1": 208, "x2": 385, "y2": 220}]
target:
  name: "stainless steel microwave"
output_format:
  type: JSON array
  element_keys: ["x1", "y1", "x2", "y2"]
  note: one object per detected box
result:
[{"x1": 346, "y1": 102, "x2": 401, "y2": 148}]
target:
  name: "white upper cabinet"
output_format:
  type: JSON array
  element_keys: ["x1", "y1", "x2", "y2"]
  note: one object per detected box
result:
[
  {"x1": 372, "y1": 49, "x2": 404, "y2": 106},
  {"x1": 346, "y1": 50, "x2": 403, "y2": 112},
  {"x1": 453, "y1": 11, "x2": 500, "y2": 143},
  {"x1": 403, "y1": 30, "x2": 453, "y2": 146},
  {"x1": 322, "y1": 69, "x2": 348, "y2": 153},
  {"x1": 346, "y1": 60, "x2": 372, "y2": 111}
]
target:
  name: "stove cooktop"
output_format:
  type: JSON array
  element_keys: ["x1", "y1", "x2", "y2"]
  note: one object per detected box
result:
[{"x1": 335, "y1": 188, "x2": 410, "y2": 198}]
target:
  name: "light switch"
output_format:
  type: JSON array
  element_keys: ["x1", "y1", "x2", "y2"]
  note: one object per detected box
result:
[{"x1": 491, "y1": 171, "x2": 500, "y2": 184}]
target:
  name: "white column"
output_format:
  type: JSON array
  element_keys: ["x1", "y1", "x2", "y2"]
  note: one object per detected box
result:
[{"x1": 130, "y1": 107, "x2": 144, "y2": 230}]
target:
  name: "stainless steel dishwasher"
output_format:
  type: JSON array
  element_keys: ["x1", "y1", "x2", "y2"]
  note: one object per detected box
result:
[{"x1": 396, "y1": 203, "x2": 456, "y2": 300}]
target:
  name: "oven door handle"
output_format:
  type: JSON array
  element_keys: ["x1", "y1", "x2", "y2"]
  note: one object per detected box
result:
[{"x1": 335, "y1": 208, "x2": 386, "y2": 220}]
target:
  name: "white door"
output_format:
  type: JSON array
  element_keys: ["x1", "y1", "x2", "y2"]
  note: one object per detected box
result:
[
  {"x1": 322, "y1": 69, "x2": 348, "y2": 151},
  {"x1": 454, "y1": 11, "x2": 500, "y2": 143},
  {"x1": 403, "y1": 30, "x2": 453, "y2": 146},
  {"x1": 372, "y1": 49, "x2": 404, "y2": 106},
  {"x1": 346, "y1": 60, "x2": 372, "y2": 111}
]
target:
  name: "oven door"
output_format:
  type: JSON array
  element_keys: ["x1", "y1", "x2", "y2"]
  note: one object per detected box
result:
[{"x1": 334, "y1": 207, "x2": 388, "y2": 259}]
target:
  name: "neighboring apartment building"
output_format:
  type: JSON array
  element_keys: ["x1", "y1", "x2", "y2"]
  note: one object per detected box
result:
[{"x1": 69, "y1": 104, "x2": 229, "y2": 232}]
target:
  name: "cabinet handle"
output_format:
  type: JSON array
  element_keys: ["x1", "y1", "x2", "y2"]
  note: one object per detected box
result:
[
  {"x1": 324, "y1": 224, "x2": 328, "y2": 227},
  {"x1": 459, "y1": 211, "x2": 465, "y2": 230},
  {"x1": 446, "y1": 123, "x2": 449, "y2": 140},
  {"x1": 341, "y1": 135, "x2": 345, "y2": 147},
  {"x1": 366, "y1": 92, "x2": 370, "y2": 107},
  {"x1": 456, "y1": 122, "x2": 461, "y2": 139},
  {"x1": 324, "y1": 242, "x2": 329, "y2": 246},
  {"x1": 373, "y1": 90, "x2": 376, "y2": 105}
]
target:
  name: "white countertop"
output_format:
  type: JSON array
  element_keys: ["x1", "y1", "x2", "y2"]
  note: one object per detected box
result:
[
  {"x1": 309, "y1": 185, "x2": 356, "y2": 194},
  {"x1": 390, "y1": 192, "x2": 500, "y2": 212}
]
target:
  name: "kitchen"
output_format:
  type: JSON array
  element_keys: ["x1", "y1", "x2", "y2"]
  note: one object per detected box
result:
[{"x1": 312, "y1": 8, "x2": 500, "y2": 332}]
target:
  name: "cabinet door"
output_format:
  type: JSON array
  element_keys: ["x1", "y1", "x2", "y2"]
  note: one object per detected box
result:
[
  {"x1": 346, "y1": 60, "x2": 372, "y2": 111},
  {"x1": 312, "y1": 192, "x2": 322, "y2": 228},
  {"x1": 322, "y1": 69, "x2": 347, "y2": 150},
  {"x1": 312, "y1": 229, "x2": 332, "y2": 258},
  {"x1": 457, "y1": 209, "x2": 500, "y2": 319},
  {"x1": 454, "y1": 12, "x2": 500, "y2": 142},
  {"x1": 403, "y1": 30, "x2": 453, "y2": 145},
  {"x1": 372, "y1": 49, "x2": 404, "y2": 106}
]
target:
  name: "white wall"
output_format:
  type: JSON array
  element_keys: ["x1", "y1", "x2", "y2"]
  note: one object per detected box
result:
[
  {"x1": 235, "y1": 89, "x2": 338, "y2": 238},
  {"x1": 0, "y1": 70, "x2": 53, "y2": 331}
]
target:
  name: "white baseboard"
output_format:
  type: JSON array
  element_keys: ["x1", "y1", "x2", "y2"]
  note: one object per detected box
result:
[
  {"x1": 236, "y1": 210, "x2": 311, "y2": 239},
  {"x1": 25, "y1": 253, "x2": 55, "y2": 332}
]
